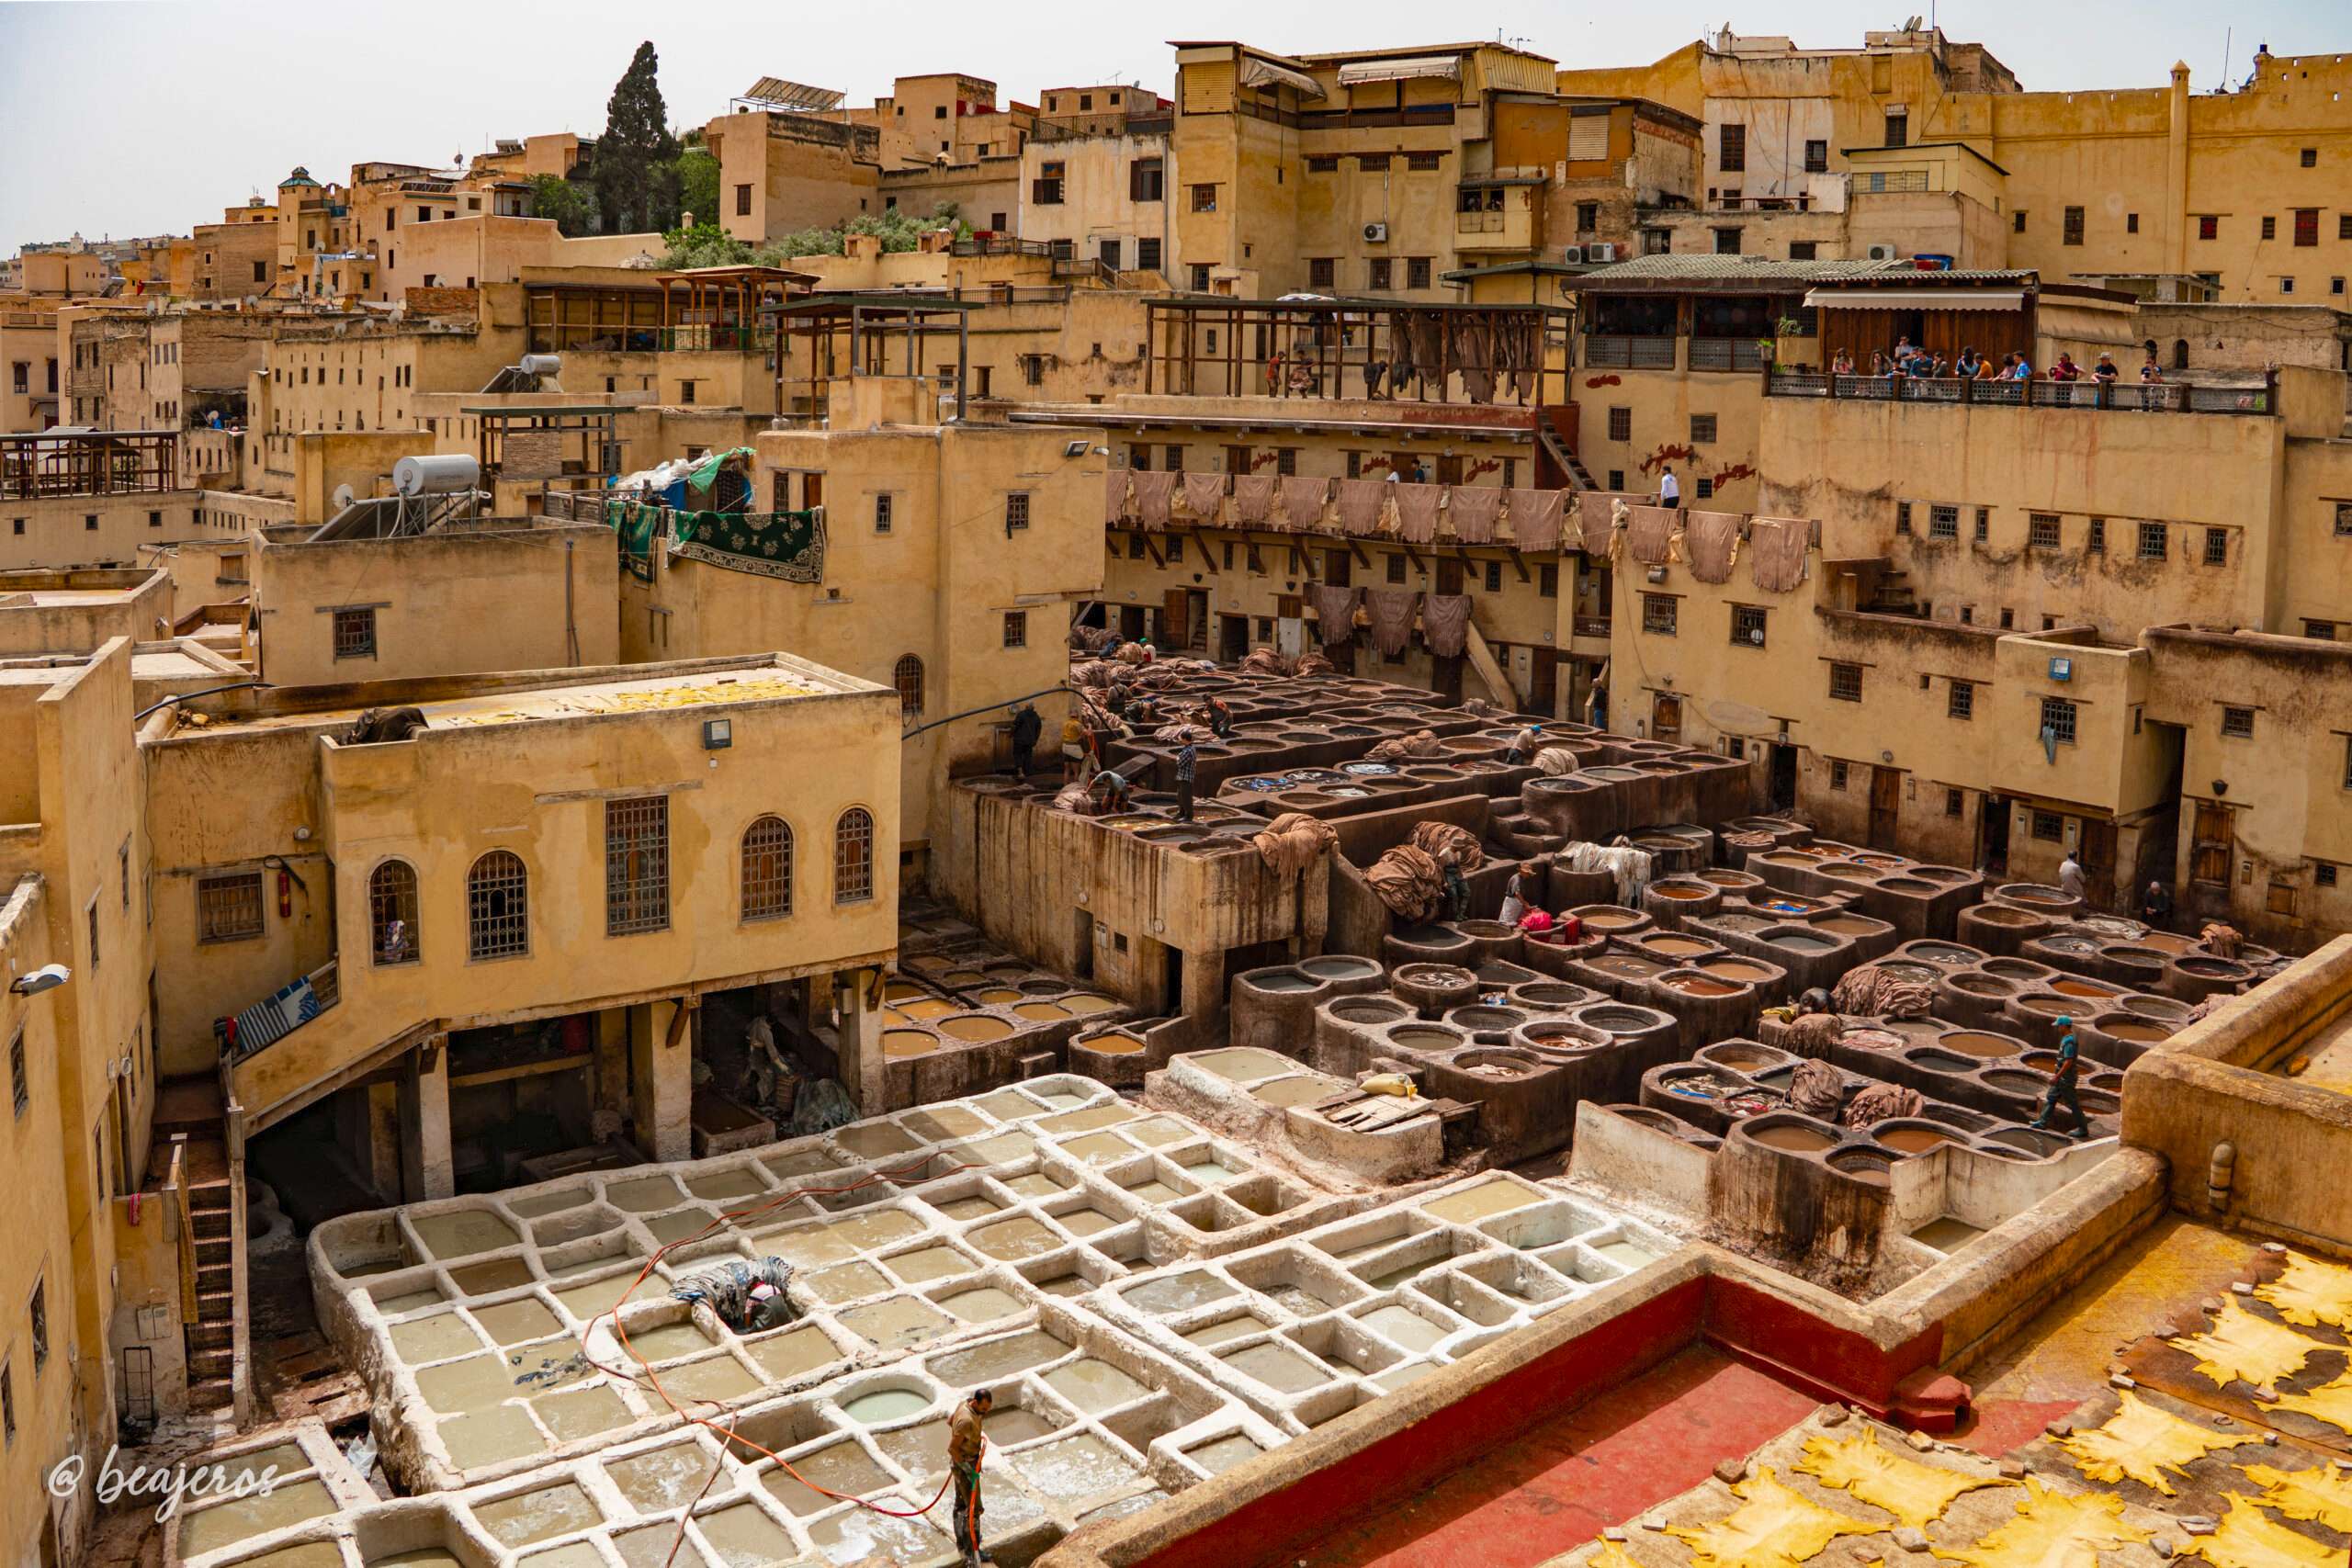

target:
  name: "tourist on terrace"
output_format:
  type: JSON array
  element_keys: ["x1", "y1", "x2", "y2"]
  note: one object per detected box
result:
[
  {"x1": 1060, "y1": 711, "x2": 1088, "y2": 783},
  {"x1": 2092, "y1": 352, "x2": 2120, "y2": 383},
  {"x1": 2049, "y1": 352, "x2": 2083, "y2": 383},
  {"x1": 1831, "y1": 349, "x2": 1855, "y2": 375},
  {"x1": 1954, "y1": 347, "x2": 1981, "y2": 378},
  {"x1": 1657, "y1": 466, "x2": 1681, "y2": 510},
  {"x1": 1266, "y1": 349, "x2": 1286, "y2": 398}
]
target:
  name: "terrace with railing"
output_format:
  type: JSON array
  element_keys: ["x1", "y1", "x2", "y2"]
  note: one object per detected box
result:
[{"x1": 1764, "y1": 367, "x2": 2278, "y2": 415}]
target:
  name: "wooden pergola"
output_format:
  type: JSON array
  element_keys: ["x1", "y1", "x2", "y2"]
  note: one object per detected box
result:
[
  {"x1": 656, "y1": 265, "x2": 818, "y2": 353},
  {"x1": 1142, "y1": 297, "x2": 1575, "y2": 406},
  {"x1": 0, "y1": 428, "x2": 176, "y2": 500},
  {"x1": 764, "y1": 293, "x2": 980, "y2": 422},
  {"x1": 465, "y1": 405, "x2": 622, "y2": 488}
]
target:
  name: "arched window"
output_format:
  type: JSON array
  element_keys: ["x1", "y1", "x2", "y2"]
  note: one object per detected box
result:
[
  {"x1": 742, "y1": 816, "x2": 793, "y2": 921},
  {"x1": 893, "y1": 654, "x2": 924, "y2": 716},
  {"x1": 467, "y1": 850, "x2": 529, "y2": 960},
  {"x1": 2172, "y1": 338, "x2": 2189, "y2": 371},
  {"x1": 834, "y1": 808, "x2": 874, "y2": 906},
  {"x1": 368, "y1": 860, "x2": 418, "y2": 965}
]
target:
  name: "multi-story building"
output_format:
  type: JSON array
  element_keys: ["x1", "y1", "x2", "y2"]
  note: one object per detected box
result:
[{"x1": 1555, "y1": 28, "x2": 2352, "y2": 301}]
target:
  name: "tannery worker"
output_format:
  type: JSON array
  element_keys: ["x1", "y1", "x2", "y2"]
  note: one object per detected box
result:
[
  {"x1": 948, "y1": 1387, "x2": 993, "y2": 1566},
  {"x1": 1505, "y1": 725, "x2": 1539, "y2": 765},
  {"x1": 1174, "y1": 741, "x2": 1198, "y2": 823},
  {"x1": 2030, "y1": 1018, "x2": 2089, "y2": 1139},
  {"x1": 1009, "y1": 703, "x2": 1041, "y2": 779}
]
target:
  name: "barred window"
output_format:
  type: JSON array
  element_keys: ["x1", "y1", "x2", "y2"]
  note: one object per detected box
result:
[
  {"x1": 29, "y1": 1280, "x2": 46, "y2": 1371},
  {"x1": 1690, "y1": 413, "x2": 1717, "y2": 445},
  {"x1": 2221, "y1": 706, "x2": 2256, "y2": 739},
  {"x1": 834, "y1": 808, "x2": 875, "y2": 905},
  {"x1": 1641, "y1": 594, "x2": 1678, "y2": 636},
  {"x1": 368, "y1": 860, "x2": 418, "y2": 965},
  {"x1": 2032, "y1": 810, "x2": 2064, "y2": 841},
  {"x1": 467, "y1": 850, "x2": 529, "y2": 960},
  {"x1": 197, "y1": 872, "x2": 265, "y2": 943},
  {"x1": 1002, "y1": 611, "x2": 1027, "y2": 648},
  {"x1": 1928, "y1": 504, "x2": 1958, "y2": 539},
  {"x1": 1006, "y1": 492, "x2": 1030, "y2": 530},
  {"x1": 8, "y1": 1030, "x2": 24, "y2": 1117},
  {"x1": 894, "y1": 654, "x2": 924, "y2": 715},
  {"x1": 2029, "y1": 514, "x2": 2061, "y2": 549},
  {"x1": 1730, "y1": 605, "x2": 1767, "y2": 646},
  {"x1": 1945, "y1": 787, "x2": 1964, "y2": 818},
  {"x1": 1949, "y1": 681, "x2": 1974, "y2": 720},
  {"x1": 1895, "y1": 501, "x2": 1912, "y2": 535},
  {"x1": 741, "y1": 816, "x2": 793, "y2": 921},
  {"x1": 1829, "y1": 760, "x2": 1849, "y2": 790},
  {"x1": 333, "y1": 606, "x2": 376, "y2": 660},
  {"x1": 2086, "y1": 518, "x2": 2106, "y2": 554},
  {"x1": 605, "y1": 796, "x2": 670, "y2": 936},
  {"x1": 1828, "y1": 662, "x2": 1862, "y2": 702},
  {"x1": 1973, "y1": 507, "x2": 1989, "y2": 542},
  {"x1": 875, "y1": 494, "x2": 894, "y2": 533},
  {"x1": 2041, "y1": 696, "x2": 2077, "y2": 745},
  {"x1": 2203, "y1": 527, "x2": 2229, "y2": 566},
  {"x1": 1607, "y1": 407, "x2": 1631, "y2": 442},
  {"x1": 1386, "y1": 554, "x2": 1408, "y2": 585},
  {"x1": 2137, "y1": 521, "x2": 2168, "y2": 559}
]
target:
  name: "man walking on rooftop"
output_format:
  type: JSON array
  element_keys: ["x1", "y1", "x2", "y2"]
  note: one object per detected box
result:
[
  {"x1": 2029, "y1": 1018, "x2": 2090, "y2": 1139},
  {"x1": 1174, "y1": 740, "x2": 1198, "y2": 822},
  {"x1": 1657, "y1": 466, "x2": 1680, "y2": 510}
]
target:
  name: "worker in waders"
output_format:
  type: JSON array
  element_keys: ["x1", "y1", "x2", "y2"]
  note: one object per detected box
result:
[
  {"x1": 2030, "y1": 1017, "x2": 2090, "y2": 1139},
  {"x1": 948, "y1": 1387, "x2": 992, "y2": 1565}
]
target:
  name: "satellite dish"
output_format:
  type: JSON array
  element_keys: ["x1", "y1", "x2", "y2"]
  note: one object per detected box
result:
[
  {"x1": 1704, "y1": 698, "x2": 1777, "y2": 737},
  {"x1": 332, "y1": 483, "x2": 356, "y2": 511}
]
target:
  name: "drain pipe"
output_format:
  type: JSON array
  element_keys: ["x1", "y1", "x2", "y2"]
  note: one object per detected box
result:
[{"x1": 2207, "y1": 1141, "x2": 2236, "y2": 1222}]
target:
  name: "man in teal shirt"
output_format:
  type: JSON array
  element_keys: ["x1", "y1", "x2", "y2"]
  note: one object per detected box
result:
[{"x1": 2030, "y1": 1016, "x2": 2089, "y2": 1138}]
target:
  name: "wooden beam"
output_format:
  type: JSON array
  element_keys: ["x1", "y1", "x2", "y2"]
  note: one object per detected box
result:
[
  {"x1": 1404, "y1": 547, "x2": 1427, "y2": 572},
  {"x1": 1197, "y1": 533, "x2": 1221, "y2": 575},
  {"x1": 1508, "y1": 549, "x2": 1531, "y2": 584},
  {"x1": 1144, "y1": 536, "x2": 1167, "y2": 570},
  {"x1": 1349, "y1": 540, "x2": 1371, "y2": 570}
]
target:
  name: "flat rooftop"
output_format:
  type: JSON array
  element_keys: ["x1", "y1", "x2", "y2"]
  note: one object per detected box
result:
[{"x1": 163, "y1": 656, "x2": 878, "y2": 739}]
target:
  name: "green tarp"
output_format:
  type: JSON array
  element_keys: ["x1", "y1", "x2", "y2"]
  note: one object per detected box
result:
[{"x1": 671, "y1": 508, "x2": 827, "y2": 583}]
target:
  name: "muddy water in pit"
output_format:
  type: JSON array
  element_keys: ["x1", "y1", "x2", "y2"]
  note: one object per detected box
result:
[
  {"x1": 1665, "y1": 976, "x2": 1739, "y2": 997},
  {"x1": 474, "y1": 1298, "x2": 562, "y2": 1347},
  {"x1": 1030, "y1": 1089, "x2": 1089, "y2": 1111},
  {"x1": 901, "y1": 1106, "x2": 987, "y2": 1144},
  {"x1": 390, "y1": 1312, "x2": 483, "y2": 1365},
  {"x1": 1581, "y1": 912, "x2": 1643, "y2": 930},
  {"x1": 939, "y1": 1286, "x2": 1027, "y2": 1323},
  {"x1": 1748, "y1": 1124, "x2": 1836, "y2": 1152},
  {"x1": 1250, "y1": 972, "x2": 1318, "y2": 992},
  {"x1": 1700, "y1": 960, "x2": 1776, "y2": 982},
  {"x1": 1421, "y1": 1180, "x2": 1538, "y2": 1224},
  {"x1": 1644, "y1": 936, "x2": 1714, "y2": 956},
  {"x1": 606, "y1": 1441, "x2": 713, "y2": 1514},
  {"x1": 1188, "y1": 1435, "x2": 1266, "y2": 1476},
  {"x1": 176, "y1": 1480, "x2": 341, "y2": 1557},
  {"x1": 1180, "y1": 1159, "x2": 1240, "y2": 1185},
  {"x1": 932, "y1": 1330, "x2": 1069, "y2": 1385},
  {"x1": 1001, "y1": 1172, "x2": 1069, "y2": 1200},
  {"x1": 1360, "y1": 1304, "x2": 1446, "y2": 1354},
  {"x1": 1877, "y1": 1127, "x2": 1956, "y2": 1154},
  {"x1": 2052, "y1": 978, "x2": 2120, "y2": 998},
  {"x1": 1056, "y1": 1206, "x2": 1123, "y2": 1237},
  {"x1": 1079, "y1": 1033, "x2": 1144, "y2": 1054},
  {"x1": 1125, "y1": 1179, "x2": 1190, "y2": 1205},
  {"x1": 1014, "y1": 1002, "x2": 1072, "y2": 1021},
  {"x1": 1189, "y1": 1046, "x2": 1299, "y2": 1080},
  {"x1": 1061, "y1": 993, "x2": 1120, "y2": 1015},
  {"x1": 883, "y1": 1246, "x2": 977, "y2": 1284},
  {"x1": 1125, "y1": 1271, "x2": 1235, "y2": 1314},
  {"x1": 804, "y1": 1261, "x2": 891, "y2": 1303},
  {"x1": 838, "y1": 1294, "x2": 951, "y2": 1348},
  {"x1": 1813, "y1": 916, "x2": 1879, "y2": 936},
  {"x1": 841, "y1": 1387, "x2": 933, "y2": 1423},
  {"x1": 1045, "y1": 1358, "x2": 1148, "y2": 1413},
  {"x1": 2104, "y1": 1020, "x2": 2173, "y2": 1043},
  {"x1": 882, "y1": 1030, "x2": 937, "y2": 1059},
  {"x1": 472, "y1": 1482, "x2": 603, "y2": 1549},
  {"x1": 1769, "y1": 933, "x2": 1838, "y2": 953},
  {"x1": 1041, "y1": 1103, "x2": 1136, "y2": 1134},
  {"x1": 1709, "y1": 1050, "x2": 1777, "y2": 1072},
  {"x1": 970, "y1": 1216, "x2": 1061, "y2": 1259},
  {"x1": 764, "y1": 1440, "x2": 895, "y2": 1517},
  {"x1": 935, "y1": 1196, "x2": 1002, "y2": 1222},
  {"x1": 2019, "y1": 997, "x2": 2075, "y2": 1015},
  {"x1": 897, "y1": 998, "x2": 962, "y2": 1021},
  {"x1": 1016, "y1": 1432, "x2": 1145, "y2": 1502},
  {"x1": 942, "y1": 1015, "x2": 1015, "y2": 1042},
  {"x1": 1940, "y1": 1032, "x2": 2021, "y2": 1058},
  {"x1": 1589, "y1": 955, "x2": 1665, "y2": 976},
  {"x1": 409, "y1": 1209, "x2": 520, "y2": 1259},
  {"x1": 1253, "y1": 1077, "x2": 1337, "y2": 1108},
  {"x1": 748, "y1": 1325, "x2": 839, "y2": 1380},
  {"x1": 1221, "y1": 1341, "x2": 1334, "y2": 1393},
  {"x1": 368, "y1": 1552, "x2": 466, "y2": 1568},
  {"x1": 1594, "y1": 1239, "x2": 1657, "y2": 1269},
  {"x1": 1061, "y1": 1132, "x2": 1140, "y2": 1163}
]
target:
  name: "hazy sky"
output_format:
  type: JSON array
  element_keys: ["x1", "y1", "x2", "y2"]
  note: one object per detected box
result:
[{"x1": 2, "y1": 0, "x2": 2340, "y2": 250}]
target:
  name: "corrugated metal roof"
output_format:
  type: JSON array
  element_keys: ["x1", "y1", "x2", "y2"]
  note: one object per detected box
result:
[{"x1": 1576, "y1": 255, "x2": 1907, "y2": 287}]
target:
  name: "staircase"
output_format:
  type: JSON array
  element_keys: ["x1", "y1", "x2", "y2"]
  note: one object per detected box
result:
[
  {"x1": 1534, "y1": 423, "x2": 1596, "y2": 492},
  {"x1": 1861, "y1": 568, "x2": 1919, "y2": 616},
  {"x1": 183, "y1": 1142, "x2": 238, "y2": 1416}
]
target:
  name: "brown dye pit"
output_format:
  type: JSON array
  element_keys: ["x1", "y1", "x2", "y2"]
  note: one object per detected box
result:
[
  {"x1": 1642, "y1": 935, "x2": 1713, "y2": 956},
  {"x1": 2052, "y1": 978, "x2": 2120, "y2": 998},
  {"x1": 1013, "y1": 1002, "x2": 1072, "y2": 1021},
  {"x1": 1652, "y1": 885, "x2": 1707, "y2": 899},
  {"x1": 2019, "y1": 998, "x2": 2073, "y2": 1016},
  {"x1": 1878, "y1": 1126, "x2": 1955, "y2": 1154},
  {"x1": 2103, "y1": 1020, "x2": 2173, "y2": 1043},
  {"x1": 1590, "y1": 955, "x2": 1666, "y2": 977},
  {"x1": 1582, "y1": 911, "x2": 1642, "y2": 929},
  {"x1": 1700, "y1": 960, "x2": 1775, "y2": 981},
  {"x1": 881, "y1": 1031, "x2": 936, "y2": 1060},
  {"x1": 1709, "y1": 1049, "x2": 1775, "y2": 1071},
  {"x1": 1748, "y1": 1123, "x2": 1835, "y2": 1152},
  {"x1": 1666, "y1": 976, "x2": 1739, "y2": 997},
  {"x1": 1077, "y1": 1034, "x2": 1143, "y2": 1055},
  {"x1": 941, "y1": 1015, "x2": 1013, "y2": 1042},
  {"x1": 1940, "y1": 1032, "x2": 2021, "y2": 1059},
  {"x1": 1814, "y1": 917, "x2": 1878, "y2": 936}
]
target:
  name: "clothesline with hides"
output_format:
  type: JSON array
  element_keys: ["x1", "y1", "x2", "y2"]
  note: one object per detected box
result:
[{"x1": 1106, "y1": 472, "x2": 1565, "y2": 551}]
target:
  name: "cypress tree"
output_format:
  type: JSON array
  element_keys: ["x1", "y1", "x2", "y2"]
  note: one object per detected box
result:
[{"x1": 595, "y1": 42, "x2": 681, "y2": 234}]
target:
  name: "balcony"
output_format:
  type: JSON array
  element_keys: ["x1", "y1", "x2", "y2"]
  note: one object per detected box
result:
[
  {"x1": 1764, "y1": 367, "x2": 2278, "y2": 416},
  {"x1": 1688, "y1": 337, "x2": 1768, "y2": 374},
  {"x1": 1454, "y1": 206, "x2": 1535, "y2": 254}
]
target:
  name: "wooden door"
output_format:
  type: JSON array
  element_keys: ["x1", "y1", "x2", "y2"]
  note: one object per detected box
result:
[
  {"x1": 801, "y1": 471, "x2": 822, "y2": 511},
  {"x1": 1529, "y1": 649, "x2": 1558, "y2": 716},
  {"x1": 1651, "y1": 692, "x2": 1682, "y2": 740},
  {"x1": 2191, "y1": 802, "x2": 2233, "y2": 886},
  {"x1": 1219, "y1": 615, "x2": 1248, "y2": 662},
  {"x1": 2077, "y1": 818, "x2": 2117, "y2": 911},
  {"x1": 1868, "y1": 765, "x2": 1902, "y2": 851},
  {"x1": 1184, "y1": 591, "x2": 1209, "y2": 650},
  {"x1": 1435, "y1": 558, "x2": 1464, "y2": 595},
  {"x1": 1160, "y1": 589, "x2": 1188, "y2": 649},
  {"x1": 1434, "y1": 454, "x2": 1464, "y2": 485}
]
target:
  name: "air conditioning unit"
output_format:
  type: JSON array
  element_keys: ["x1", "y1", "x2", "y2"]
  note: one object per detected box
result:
[
  {"x1": 1586, "y1": 242, "x2": 1618, "y2": 263},
  {"x1": 1559, "y1": 244, "x2": 1585, "y2": 263},
  {"x1": 1865, "y1": 243, "x2": 1898, "y2": 261},
  {"x1": 1363, "y1": 221, "x2": 1388, "y2": 243}
]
